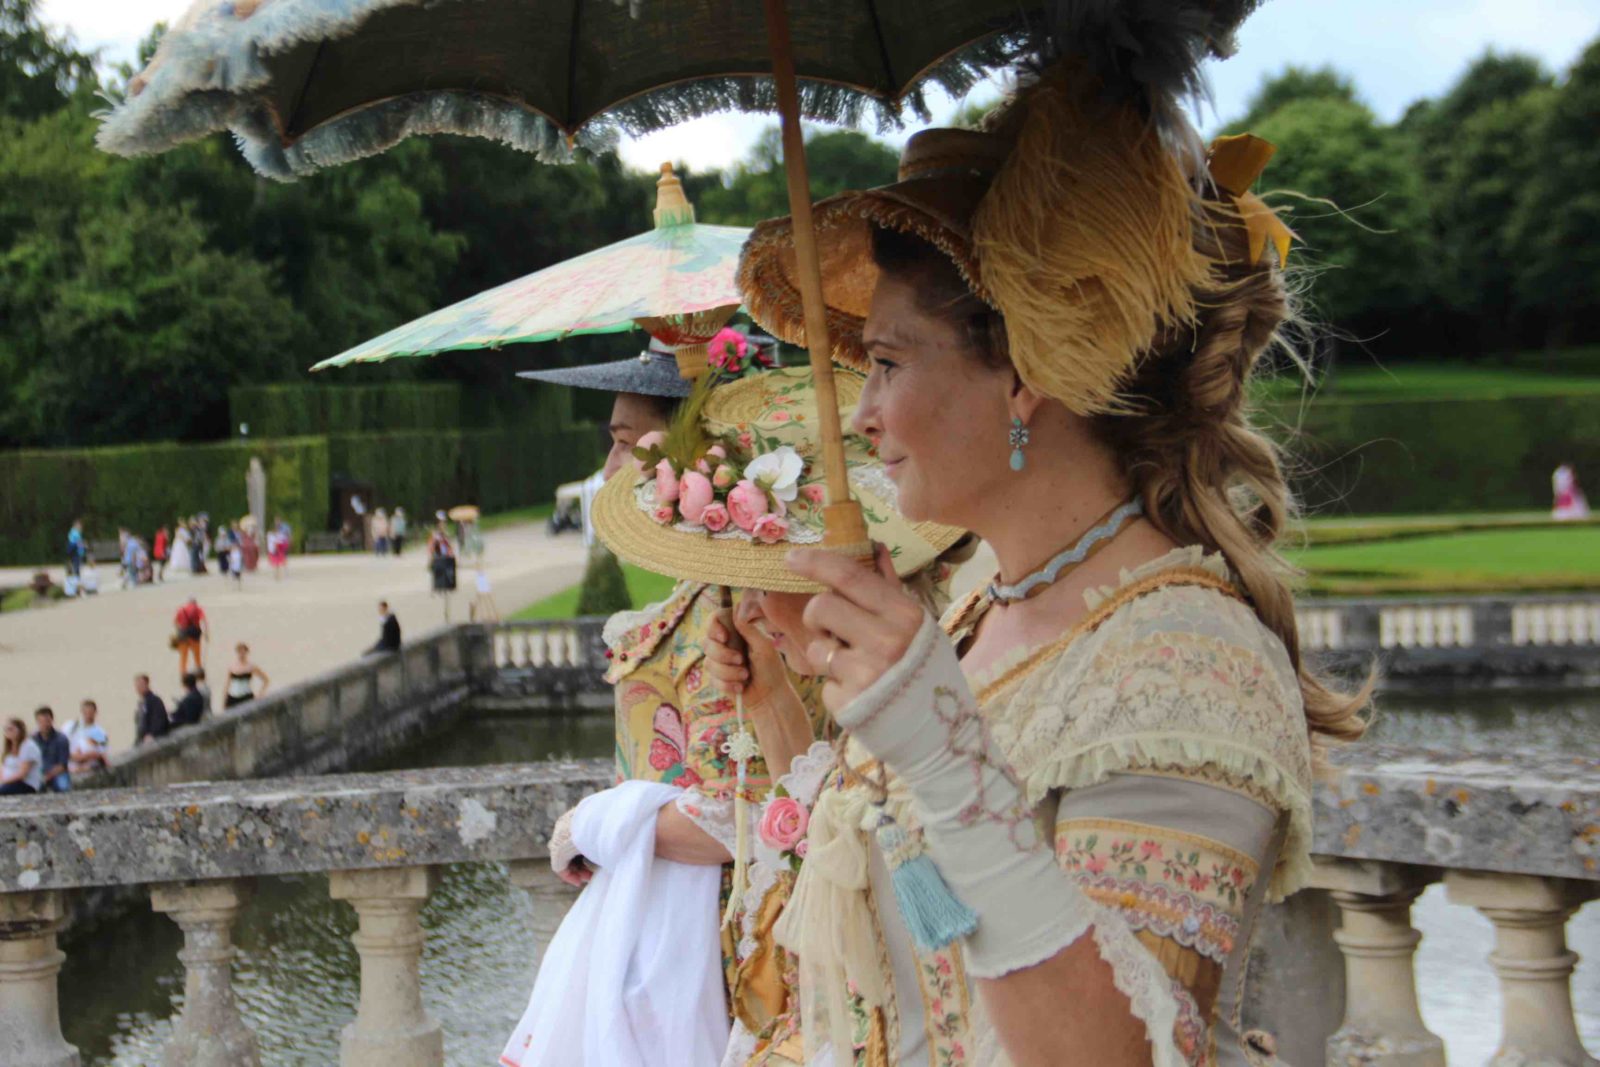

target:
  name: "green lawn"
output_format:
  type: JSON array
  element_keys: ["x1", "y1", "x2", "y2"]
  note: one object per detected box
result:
[
  {"x1": 1294, "y1": 511, "x2": 1592, "y2": 547},
  {"x1": 511, "y1": 563, "x2": 678, "y2": 620},
  {"x1": 1288, "y1": 526, "x2": 1600, "y2": 595},
  {"x1": 480, "y1": 503, "x2": 554, "y2": 531},
  {"x1": 1256, "y1": 348, "x2": 1600, "y2": 403}
]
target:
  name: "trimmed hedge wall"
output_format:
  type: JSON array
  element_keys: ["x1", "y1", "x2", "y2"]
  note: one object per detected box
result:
[
  {"x1": 229, "y1": 383, "x2": 464, "y2": 437},
  {"x1": 1266, "y1": 394, "x2": 1600, "y2": 514},
  {"x1": 229, "y1": 382, "x2": 576, "y2": 437},
  {"x1": 326, "y1": 424, "x2": 606, "y2": 517},
  {"x1": 0, "y1": 438, "x2": 328, "y2": 565}
]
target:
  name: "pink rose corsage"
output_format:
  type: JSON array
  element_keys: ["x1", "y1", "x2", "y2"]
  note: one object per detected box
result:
[{"x1": 758, "y1": 787, "x2": 810, "y2": 871}]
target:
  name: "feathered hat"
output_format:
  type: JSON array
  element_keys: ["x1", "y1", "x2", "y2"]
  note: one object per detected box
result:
[{"x1": 737, "y1": 0, "x2": 1289, "y2": 416}]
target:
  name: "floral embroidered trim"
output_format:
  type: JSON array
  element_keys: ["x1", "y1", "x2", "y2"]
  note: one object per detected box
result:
[
  {"x1": 973, "y1": 568, "x2": 1243, "y2": 704},
  {"x1": 1056, "y1": 818, "x2": 1260, "y2": 909},
  {"x1": 915, "y1": 945, "x2": 973, "y2": 1065},
  {"x1": 1069, "y1": 872, "x2": 1241, "y2": 965}
]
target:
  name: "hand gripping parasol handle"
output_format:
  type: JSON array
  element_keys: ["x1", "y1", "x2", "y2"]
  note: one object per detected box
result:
[{"x1": 762, "y1": 0, "x2": 873, "y2": 561}]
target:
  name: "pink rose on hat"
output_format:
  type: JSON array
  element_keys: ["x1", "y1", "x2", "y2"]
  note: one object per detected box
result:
[
  {"x1": 727, "y1": 480, "x2": 768, "y2": 532},
  {"x1": 712, "y1": 464, "x2": 737, "y2": 490},
  {"x1": 700, "y1": 503, "x2": 730, "y2": 532},
  {"x1": 752, "y1": 514, "x2": 789, "y2": 544},
  {"x1": 654, "y1": 459, "x2": 680, "y2": 504},
  {"x1": 677, "y1": 471, "x2": 714, "y2": 525},
  {"x1": 758, "y1": 796, "x2": 809, "y2": 853},
  {"x1": 651, "y1": 505, "x2": 675, "y2": 525}
]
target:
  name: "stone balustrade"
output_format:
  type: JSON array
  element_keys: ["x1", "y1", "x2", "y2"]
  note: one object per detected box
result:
[
  {"x1": 1297, "y1": 593, "x2": 1600, "y2": 686},
  {"x1": 0, "y1": 761, "x2": 609, "y2": 1066},
  {"x1": 86, "y1": 619, "x2": 612, "y2": 790},
  {"x1": 0, "y1": 745, "x2": 1595, "y2": 1064}
]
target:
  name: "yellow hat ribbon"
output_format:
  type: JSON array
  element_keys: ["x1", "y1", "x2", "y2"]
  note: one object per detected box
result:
[{"x1": 1208, "y1": 133, "x2": 1296, "y2": 267}]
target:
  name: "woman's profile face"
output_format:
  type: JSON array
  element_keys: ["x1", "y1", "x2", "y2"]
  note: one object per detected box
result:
[
  {"x1": 854, "y1": 272, "x2": 1015, "y2": 528},
  {"x1": 741, "y1": 590, "x2": 821, "y2": 675}
]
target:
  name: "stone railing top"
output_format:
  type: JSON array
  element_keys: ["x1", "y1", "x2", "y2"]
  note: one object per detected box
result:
[
  {"x1": 0, "y1": 760, "x2": 612, "y2": 893},
  {"x1": 5, "y1": 744, "x2": 1596, "y2": 894},
  {"x1": 1314, "y1": 743, "x2": 1600, "y2": 882}
]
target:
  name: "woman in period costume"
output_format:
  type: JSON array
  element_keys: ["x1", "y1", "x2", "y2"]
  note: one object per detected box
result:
[
  {"x1": 501, "y1": 366, "x2": 966, "y2": 1067},
  {"x1": 728, "y1": 28, "x2": 1370, "y2": 1067}
]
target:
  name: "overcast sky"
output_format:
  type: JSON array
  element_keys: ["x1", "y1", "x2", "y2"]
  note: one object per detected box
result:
[{"x1": 40, "y1": 0, "x2": 1599, "y2": 171}]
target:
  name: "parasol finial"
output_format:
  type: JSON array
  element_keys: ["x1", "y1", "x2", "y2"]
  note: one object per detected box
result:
[{"x1": 654, "y1": 162, "x2": 696, "y2": 228}]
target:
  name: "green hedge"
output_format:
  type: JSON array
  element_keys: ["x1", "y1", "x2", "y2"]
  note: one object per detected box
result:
[
  {"x1": 229, "y1": 381, "x2": 578, "y2": 437},
  {"x1": 1265, "y1": 394, "x2": 1600, "y2": 514},
  {"x1": 0, "y1": 438, "x2": 328, "y2": 565},
  {"x1": 326, "y1": 424, "x2": 605, "y2": 517},
  {"x1": 229, "y1": 383, "x2": 465, "y2": 437}
]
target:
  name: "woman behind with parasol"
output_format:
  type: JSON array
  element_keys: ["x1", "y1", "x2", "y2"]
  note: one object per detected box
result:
[
  {"x1": 725, "y1": 17, "x2": 1370, "y2": 1067},
  {"x1": 503, "y1": 365, "x2": 970, "y2": 1067}
]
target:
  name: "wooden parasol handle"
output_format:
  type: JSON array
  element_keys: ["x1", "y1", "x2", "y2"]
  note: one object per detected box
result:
[{"x1": 761, "y1": 0, "x2": 872, "y2": 557}]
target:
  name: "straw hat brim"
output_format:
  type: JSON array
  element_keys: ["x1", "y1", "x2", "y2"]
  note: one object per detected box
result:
[{"x1": 593, "y1": 464, "x2": 965, "y2": 594}]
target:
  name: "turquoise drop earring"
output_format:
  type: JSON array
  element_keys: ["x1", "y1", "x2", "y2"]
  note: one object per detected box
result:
[{"x1": 1008, "y1": 417, "x2": 1030, "y2": 472}]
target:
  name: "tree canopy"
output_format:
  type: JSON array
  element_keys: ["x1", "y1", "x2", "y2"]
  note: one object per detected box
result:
[{"x1": 1, "y1": 0, "x2": 1597, "y2": 449}]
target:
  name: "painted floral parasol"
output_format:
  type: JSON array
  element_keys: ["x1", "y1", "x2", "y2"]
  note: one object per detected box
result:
[{"x1": 311, "y1": 163, "x2": 748, "y2": 373}]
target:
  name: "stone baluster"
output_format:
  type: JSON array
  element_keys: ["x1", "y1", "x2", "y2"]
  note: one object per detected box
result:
[
  {"x1": 0, "y1": 890, "x2": 78, "y2": 1067},
  {"x1": 150, "y1": 879, "x2": 260, "y2": 1067},
  {"x1": 1444, "y1": 871, "x2": 1599, "y2": 1067},
  {"x1": 508, "y1": 860, "x2": 581, "y2": 972},
  {"x1": 328, "y1": 867, "x2": 443, "y2": 1067},
  {"x1": 1313, "y1": 858, "x2": 1445, "y2": 1066}
]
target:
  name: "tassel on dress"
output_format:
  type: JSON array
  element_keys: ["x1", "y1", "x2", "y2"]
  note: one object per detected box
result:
[{"x1": 875, "y1": 811, "x2": 978, "y2": 951}]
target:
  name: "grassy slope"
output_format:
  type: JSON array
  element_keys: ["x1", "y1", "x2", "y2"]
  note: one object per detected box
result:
[
  {"x1": 1257, "y1": 348, "x2": 1600, "y2": 404},
  {"x1": 510, "y1": 562, "x2": 678, "y2": 620},
  {"x1": 1287, "y1": 526, "x2": 1600, "y2": 595}
]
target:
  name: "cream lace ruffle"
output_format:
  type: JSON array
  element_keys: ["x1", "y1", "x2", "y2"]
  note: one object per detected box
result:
[{"x1": 975, "y1": 547, "x2": 1316, "y2": 901}]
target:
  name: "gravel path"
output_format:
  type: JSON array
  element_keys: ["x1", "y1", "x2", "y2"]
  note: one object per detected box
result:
[{"x1": 0, "y1": 523, "x2": 587, "y2": 754}]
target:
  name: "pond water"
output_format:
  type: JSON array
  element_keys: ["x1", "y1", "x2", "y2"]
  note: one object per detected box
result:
[{"x1": 61, "y1": 693, "x2": 1599, "y2": 1065}]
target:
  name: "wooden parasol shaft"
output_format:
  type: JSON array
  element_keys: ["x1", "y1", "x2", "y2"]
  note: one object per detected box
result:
[{"x1": 761, "y1": 0, "x2": 871, "y2": 555}]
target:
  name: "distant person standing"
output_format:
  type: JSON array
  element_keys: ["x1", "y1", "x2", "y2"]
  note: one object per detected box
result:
[
  {"x1": 0, "y1": 719, "x2": 41, "y2": 796},
  {"x1": 268, "y1": 517, "x2": 291, "y2": 579},
  {"x1": 134, "y1": 674, "x2": 170, "y2": 745},
  {"x1": 241, "y1": 524, "x2": 260, "y2": 572},
  {"x1": 173, "y1": 597, "x2": 209, "y2": 674},
  {"x1": 1553, "y1": 464, "x2": 1591, "y2": 520},
  {"x1": 215, "y1": 525, "x2": 232, "y2": 579},
  {"x1": 152, "y1": 525, "x2": 169, "y2": 582},
  {"x1": 172, "y1": 521, "x2": 192, "y2": 576},
  {"x1": 119, "y1": 529, "x2": 141, "y2": 589},
  {"x1": 427, "y1": 520, "x2": 457, "y2": 600},
  {"x1": 390, "y1": 508, "x2": 407, "y2": 557},
  {"x1": 65, "y1": 519, "x2": 85, "y2": 578},
  {"x1": 65, "y1": 700, "x2": 110, "y2": 777},
  {"x1": 368, "y1": 600, "x2": 401, "y2": 655},
  {"x1": 224, "y1": 643, "x2": 270, "y2": 709},
  {"x1": 187, "y1": 518, "x2": 207, "y2": 574},
  {"x1": 171, "y1": 673, "x2": 206, "y2": 728},
  {"x1": 32, "y1": 707, "x2": 70, "y2": 793},
  {"x1": 372, "y1": 508, "x2": 390, "y2": 556},
  {"x1": 227, "y1": 526, "x2": 244, "y2": 588}
]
